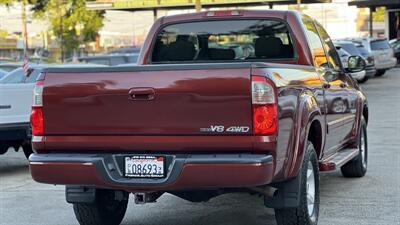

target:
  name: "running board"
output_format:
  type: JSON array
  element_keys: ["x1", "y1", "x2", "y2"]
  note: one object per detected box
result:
[{"x1": 319, "y1": 148, "x2": 359, "y2": 171}]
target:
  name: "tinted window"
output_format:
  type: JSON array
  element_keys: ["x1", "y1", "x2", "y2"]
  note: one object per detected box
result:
[
  {"x1": 356, "y1": 45, "x2": 369, "y2": 57},
  {"x1": 315, "y1": 22, "x2": 342, "y2": 70},
  {"x1": 339, "y1": 43, "x2": 359, "y2": 55},
  {"x1": 152, "y1": 19, "x2": 295, "y2": 63},
  {"x1": 370, "y1": 40, "x2": 390, "y2": 50},
  {"x1": 0, "y1": 68, "x2": 25, "y2": 84},
  {"x1": 302, "y1": 17, "x2": 328, "y2": 68},
  {"x1": 337, "y1": 48, "x2": 350, "y2": 58}
]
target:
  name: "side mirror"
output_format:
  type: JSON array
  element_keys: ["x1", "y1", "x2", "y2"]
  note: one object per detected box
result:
[{"x1": 347, "y1": 55, "x2": 366, "y2": 73}]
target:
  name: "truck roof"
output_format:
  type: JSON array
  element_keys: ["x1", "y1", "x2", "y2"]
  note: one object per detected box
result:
[{"x1": 159, "y1": 9, "x2": 298, "y2": 24}]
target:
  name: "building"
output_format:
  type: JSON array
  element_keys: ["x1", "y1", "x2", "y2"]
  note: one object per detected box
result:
[{"x1": 349, "y1": 0, "x2": 400, "y2": 39}]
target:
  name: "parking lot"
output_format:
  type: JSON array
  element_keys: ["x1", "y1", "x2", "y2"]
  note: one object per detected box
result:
[{"x1": 0, "y1": 68, "x2": 399, "y2": 225}]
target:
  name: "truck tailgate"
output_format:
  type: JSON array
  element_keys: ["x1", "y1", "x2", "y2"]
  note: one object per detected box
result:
[{"x1": 43, "y1": 65, "x2": 253, "y2": 136}]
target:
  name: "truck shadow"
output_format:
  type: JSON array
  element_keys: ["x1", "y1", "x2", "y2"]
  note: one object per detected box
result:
[
  {"x1": 122, "y1": 172, "x2": 358, "y2": 225},
  {"x1": 123, "y1": 193, "x2": 277, "y2": 225}
]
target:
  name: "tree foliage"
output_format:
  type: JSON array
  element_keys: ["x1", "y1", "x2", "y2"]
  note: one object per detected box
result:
[
  {"x1": 0, "y1": 0, "x2": 104, "y2": 57},
  {"x1": 373, "y1": 7, "x2": 385, "y2": 22},
  {"x1": 33, "y1": 0, "x2": 104, "y2": 56}
]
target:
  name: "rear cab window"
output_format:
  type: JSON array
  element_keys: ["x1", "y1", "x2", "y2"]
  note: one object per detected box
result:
[
  {"x1": 370, "y1": 40, "x2": 390, "y2": 50},
  {"x1": 151, "y1": 19, "x2": 295, "y2": 63}
]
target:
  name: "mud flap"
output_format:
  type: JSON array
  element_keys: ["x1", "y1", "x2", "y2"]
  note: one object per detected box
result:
[
  {"x1": 264, "y1": 173, "x2": 301, "y2": 209},
  {"x1": 66, "y1": 186, "x2": 96, "y2": 204}
]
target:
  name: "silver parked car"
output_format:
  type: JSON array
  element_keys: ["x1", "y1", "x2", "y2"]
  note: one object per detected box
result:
[{"x1": 345, "y1": 37, "x2": 396, "y2": 76}]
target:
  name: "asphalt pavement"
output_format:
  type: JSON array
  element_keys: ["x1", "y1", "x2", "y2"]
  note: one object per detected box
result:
[{"x1": 1, "y1": 68, "x2": 399, "y2": 225}]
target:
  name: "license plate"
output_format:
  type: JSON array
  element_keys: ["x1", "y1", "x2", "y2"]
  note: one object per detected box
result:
[{"x1": 124, "y1": 156, "x2": 165, "y2": 178}]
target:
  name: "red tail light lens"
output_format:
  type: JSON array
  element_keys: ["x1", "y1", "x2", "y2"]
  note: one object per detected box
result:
[
  {"x1": 252, "y1": 76, "x2": 277, "y2": 135},
  {"x1": 31, "y1": 80, "x2": 44, "y2": 135},
  {"x1": 30, "y1": 106, "x2": 44, "y2": 135},
  {"x1": 204, "y1": 10, "x2": 243, "y2": 17}
]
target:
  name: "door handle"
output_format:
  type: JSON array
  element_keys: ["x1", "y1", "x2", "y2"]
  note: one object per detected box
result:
[
  {"x1": 0, "y1": 105, "x2": 11, "y2": 109},
  {"x1": 322, "y1": 82, "x2": 331, "y2": 89},
  {"x1": 339, "y1": 82, "x2": 348, "y2": 88},
  {"x1": 128, "y1": 88, "x2": 155, "y2": 101}
]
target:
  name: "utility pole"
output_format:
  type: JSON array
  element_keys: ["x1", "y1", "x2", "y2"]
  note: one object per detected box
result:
[
  {"x1": 57, "y1": 0, "x2": 65, "y2": 63},
  {"x1": 21, "y1": 0, "x2": 28, "y2": 50},
  {"x1": 195, "y1": 0, "x2": 201, "y2": 12},
  {"x1": 60, "y1": 14, "x2": 64, "y2": 62}
]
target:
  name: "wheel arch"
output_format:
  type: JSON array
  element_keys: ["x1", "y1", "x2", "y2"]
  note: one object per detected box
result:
[{"x1": 286, "y1": 91, "x2": 324, "y2": 179}]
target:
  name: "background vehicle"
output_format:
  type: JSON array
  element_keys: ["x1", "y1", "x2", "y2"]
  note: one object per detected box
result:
[
  {"x1": 389, "y1": 38, "x2": 400, "y2": 63},
  {"x1": 29, "y1": 11, "x2": 368, "y2": 225},
  {"x1": 0, "y1": 69, "x2": 8, "y2": 79},
  {"x1": 76, "y1": 54, "x2": 139, "y2": 66},
  {"x1": 107, "y1": 47, "x2": 141, "y2": 55},
  {"x1": 354, "y1": 42, "x2": 377, "y2": 76},
  {"x1": 346, "y1": 37, "x2": 396, "y2": 76},
  {"x1": 335, "y1": 45, "x2": 367, "y2": 83},
  {"x1": 0, "y1": 63, "x2": 22, "y2": 72},
  {"x1": 0, "y1": 65, "x2": 42, "y2": 159},
  {"x1": 0, "y1": 63, "x2": 106, "y2": 159}
]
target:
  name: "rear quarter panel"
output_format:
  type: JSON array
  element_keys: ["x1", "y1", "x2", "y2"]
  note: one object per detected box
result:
[{"x1": 252, "y1": 66, "x2": 325, "y2": 180}]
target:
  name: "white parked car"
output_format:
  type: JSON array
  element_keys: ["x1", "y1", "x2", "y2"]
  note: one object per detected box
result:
[
  {"x1": 0, "y1": 63, "x2": 106, "y2": 159},
  {"x1": 0, "y1": 66, "x2": 42, "y2": 158},
  {"x1": 0, "y1": 69, "x2": 8, "y2": 79}
]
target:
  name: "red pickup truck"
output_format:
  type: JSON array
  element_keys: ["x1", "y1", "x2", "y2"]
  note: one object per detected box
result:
[{"x1": 29, "y1": 10, "x2": 369, "y2": 225}]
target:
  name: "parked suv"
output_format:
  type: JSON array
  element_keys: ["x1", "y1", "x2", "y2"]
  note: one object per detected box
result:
[{"x1": 346, "y1": 37, "x2": 396, "y2": 76}]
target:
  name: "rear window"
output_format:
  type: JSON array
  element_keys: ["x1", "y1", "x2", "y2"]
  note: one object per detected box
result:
[
  {"x1": 370, "y1": 40, "x2": 390, "y2": 50},
  {"x1": 151, "y1": 19, "x2": 295, "y2": 63}
]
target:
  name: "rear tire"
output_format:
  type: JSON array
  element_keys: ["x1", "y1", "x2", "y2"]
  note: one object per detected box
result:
[
  {"x1": 73, "y1": 189, "x2": 129, "y2": 225},
  {"x1": 375, "y1": 69, "x2": 386, "y2": 76},
  {"x1": 341, "y1": 118, "x2": 368, "y2": 177},
  {"x1": 274, "y1": 142, "x2": 320, "y2": 225}
]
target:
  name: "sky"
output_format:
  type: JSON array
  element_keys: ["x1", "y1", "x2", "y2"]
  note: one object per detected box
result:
[{"x1": 0, "y1": 0, "x2": 365, "y2": 42}]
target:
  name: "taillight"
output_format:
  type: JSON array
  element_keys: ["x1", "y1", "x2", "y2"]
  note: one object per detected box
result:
[
  {"x1": 203, "y1": 10, "x2": 243, "y2": 17},
  {"x1": 252, "y1": 76, "x2": 277, "y2": 135},
  {"x1": 30, "y1": 80, "x2": 44, "y2": 135}
]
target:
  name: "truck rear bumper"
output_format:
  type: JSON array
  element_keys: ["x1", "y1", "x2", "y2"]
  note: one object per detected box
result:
[{"x1": 29, "y1": 153, "x2": 274, "y2": 192}]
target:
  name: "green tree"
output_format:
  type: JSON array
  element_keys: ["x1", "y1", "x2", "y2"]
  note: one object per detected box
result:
[
  {"x1": 32, "y1": 0, "x2": 104, "y2": 58},
  {"x1": 373, "y1": 7, "x2": 385, "y2": 22},
  {"x1": 0, "y1": 0, "x2": 104, "y2": 59}
]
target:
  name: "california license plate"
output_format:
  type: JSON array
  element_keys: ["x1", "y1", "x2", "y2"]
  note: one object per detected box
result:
[{"x1": 124, "y1": 156, "x2": 165, "y2": 178}]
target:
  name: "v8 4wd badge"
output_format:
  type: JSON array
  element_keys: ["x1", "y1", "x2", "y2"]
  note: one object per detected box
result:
[{"x1": 200, "y1": 125, "x2": 250, "y2": 133}]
